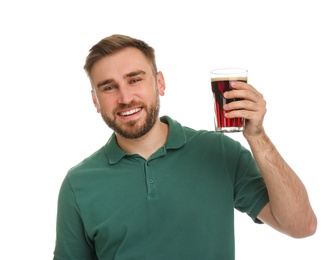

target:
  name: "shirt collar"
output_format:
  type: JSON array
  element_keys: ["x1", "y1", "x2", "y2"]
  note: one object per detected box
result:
[{"x1": 104, "y1": 116, "x2": 187, "y2": 164}]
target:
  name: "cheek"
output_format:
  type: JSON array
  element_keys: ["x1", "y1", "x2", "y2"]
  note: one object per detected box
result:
[
  {"x1": 100, "y1": 99, "x2": 114, "y2": 108},
  {"x1": 96, "y1": 96, "x2": 116, "y2": 111}
]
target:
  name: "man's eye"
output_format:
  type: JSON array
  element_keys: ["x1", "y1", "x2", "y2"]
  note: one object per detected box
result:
[
  {"x1": 104, "y1": 86, "x2": 115, "y2": 91},
  {"x1": 130, "y1": 78, "x2": 141, "y2": 84}
]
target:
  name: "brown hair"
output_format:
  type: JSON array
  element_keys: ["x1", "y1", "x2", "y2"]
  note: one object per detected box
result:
[{"x1": 84, "y1": 34, "x2": 157, "y2": 78}]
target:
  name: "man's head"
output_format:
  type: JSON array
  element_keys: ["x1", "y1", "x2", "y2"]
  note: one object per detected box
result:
[{"x1": 84, "y1": 35, "x2": 165, "y2": 139}]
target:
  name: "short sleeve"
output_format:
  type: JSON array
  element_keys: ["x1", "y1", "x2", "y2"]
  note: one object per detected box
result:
[
  {"x1": 229, "y1": 144, "x2": 269, "y2": 223},
  {"x1": 53, "y1": 176, "x2": 96, "y2": 259}
]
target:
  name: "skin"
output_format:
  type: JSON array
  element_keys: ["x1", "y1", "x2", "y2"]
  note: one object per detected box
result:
[{"x1": 90, "y1": 47, "x2": 317, "y2": 238}]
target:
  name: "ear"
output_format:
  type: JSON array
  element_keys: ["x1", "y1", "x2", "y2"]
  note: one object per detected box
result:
[
  {"x1": 156, "y1": 71, "x2": 166, "y2": 96},
  {"x1": 91, "y1": 89, "x2": 101, "y2": 113}
]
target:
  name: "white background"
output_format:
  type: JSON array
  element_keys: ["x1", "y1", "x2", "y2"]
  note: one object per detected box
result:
[{"x1": 1, "y1": 0, "x2": 334, "y2": 259}]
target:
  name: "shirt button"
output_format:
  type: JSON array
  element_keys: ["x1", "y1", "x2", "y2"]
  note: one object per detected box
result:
[{"x1": 149, "y1": 179, "x2": 154, "y2": 184}]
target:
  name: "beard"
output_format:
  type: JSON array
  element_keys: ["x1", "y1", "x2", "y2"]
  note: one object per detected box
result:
[{"x1": 100, "y1": 93, "x2": 160, "y2": 139}]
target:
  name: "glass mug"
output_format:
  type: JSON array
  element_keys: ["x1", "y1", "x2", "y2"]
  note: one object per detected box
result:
[{"x1": 210, "y1": 68, "x2": 247, "y2": 133}]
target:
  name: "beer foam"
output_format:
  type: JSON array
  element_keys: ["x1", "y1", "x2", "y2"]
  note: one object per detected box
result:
[{"x1": 211, "y1": 77, "x2": 247, "y2": 82}]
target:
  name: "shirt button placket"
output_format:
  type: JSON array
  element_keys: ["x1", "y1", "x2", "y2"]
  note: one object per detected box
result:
[{"x1": 145, "y1": 161, "x2": 157, "y2": 199}]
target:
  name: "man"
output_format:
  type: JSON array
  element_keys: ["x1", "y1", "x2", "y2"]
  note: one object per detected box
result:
[{"x1": 53, "y1": 34, "x2": 317, "y2": 259}]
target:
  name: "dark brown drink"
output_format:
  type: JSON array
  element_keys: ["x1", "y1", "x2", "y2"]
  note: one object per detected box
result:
[{"x1": 211, "y1": 77, "x2": 247, "y2": 132}]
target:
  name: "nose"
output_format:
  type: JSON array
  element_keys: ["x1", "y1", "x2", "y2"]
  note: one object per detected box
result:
[{"x1": 117, "y1": 86, "x2": 134, "y2": 104}]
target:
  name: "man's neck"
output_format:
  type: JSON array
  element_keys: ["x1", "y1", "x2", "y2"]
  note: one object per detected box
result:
[{"x1": 115, "y1": 120, "x2": 169, "y2": 160}]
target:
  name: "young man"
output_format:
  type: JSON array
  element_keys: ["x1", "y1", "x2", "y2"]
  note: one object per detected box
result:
[{"x1": 53, "y1": 34, "x2": 317, "y2": 259}]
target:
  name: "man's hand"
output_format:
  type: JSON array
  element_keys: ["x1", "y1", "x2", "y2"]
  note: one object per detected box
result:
[{"x1": 223, "y1": 81, "x2": 266, "y2": 139}]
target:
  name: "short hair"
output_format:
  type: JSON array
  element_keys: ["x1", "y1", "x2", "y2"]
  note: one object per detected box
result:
[{"x1": 84, "y1": 34, "x2": 157, "y2": 78}]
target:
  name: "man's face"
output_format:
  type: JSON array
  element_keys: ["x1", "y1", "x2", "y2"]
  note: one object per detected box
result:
[{"x1": 90, "y1": 47, "x2": 165, "y2": 139}]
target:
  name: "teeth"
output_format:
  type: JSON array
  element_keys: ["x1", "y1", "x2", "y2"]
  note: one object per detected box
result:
[{"x1": 120, "y1": 108, "x2": 141, "y2": 116}]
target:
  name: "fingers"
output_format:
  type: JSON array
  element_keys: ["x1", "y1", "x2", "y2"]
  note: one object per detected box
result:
[
  {"x1": 223, "y1": 81, "x2": 267, "y2": 120},
  {"x1": 224, "y1": 81, "x2": 262, "y2": 103}
]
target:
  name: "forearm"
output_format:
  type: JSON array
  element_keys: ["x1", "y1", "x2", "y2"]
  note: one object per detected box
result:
[{"x1": 246, "y1": 130, "x2": 317, "y2": 238}]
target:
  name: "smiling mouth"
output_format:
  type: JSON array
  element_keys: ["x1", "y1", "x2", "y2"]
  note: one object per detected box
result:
[{"x1": 118, "y1": 107, "x2": 142, "y2": 116}]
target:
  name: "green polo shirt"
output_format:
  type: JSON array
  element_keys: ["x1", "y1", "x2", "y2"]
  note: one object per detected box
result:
[{"x1": 54, "y1": 116, "x2": 269, "y2": 260}]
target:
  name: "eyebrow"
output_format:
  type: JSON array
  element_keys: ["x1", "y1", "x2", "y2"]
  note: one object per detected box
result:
[
  {"x1": 96, "y1": 79, "x2": 116, "y2": 89},
  {"x1": 96, "y1": 70, "x2": 147, "y2": 89}
]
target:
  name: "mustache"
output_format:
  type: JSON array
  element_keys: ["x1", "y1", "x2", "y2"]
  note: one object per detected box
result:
[{"x1": 116, "y1": 101, "x2": 145, "y2": 110}]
